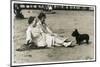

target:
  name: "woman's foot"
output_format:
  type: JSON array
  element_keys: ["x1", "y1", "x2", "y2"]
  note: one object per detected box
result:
[{"x1": 63, "y1": 41, "x2": 73, "y2": 47}]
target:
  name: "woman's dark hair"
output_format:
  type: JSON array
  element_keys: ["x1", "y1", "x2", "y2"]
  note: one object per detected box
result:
[
  {"x1": 38, "y1": 12, "x2": 46, "y2": 20},
  {"x1": 28, "y1": 16, "x2": 35, "y2": 24}
]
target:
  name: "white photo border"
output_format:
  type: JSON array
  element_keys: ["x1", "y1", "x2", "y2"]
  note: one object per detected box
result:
[{"x1": 10, "y1": 0, "x2": 96, "y2": 67}]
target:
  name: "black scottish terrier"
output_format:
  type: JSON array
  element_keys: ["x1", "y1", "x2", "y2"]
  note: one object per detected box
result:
[{"x1": 72, "y1": 29, "x2": 89, "y2": 45}]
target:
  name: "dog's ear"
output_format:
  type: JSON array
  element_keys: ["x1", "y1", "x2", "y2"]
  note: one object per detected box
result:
[{"x1": 75, "y1": 29, "x2": 78, "y2": 31}]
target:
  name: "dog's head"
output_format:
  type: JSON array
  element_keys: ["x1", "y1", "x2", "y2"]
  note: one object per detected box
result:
[{"x1": 72, "y1": 29, "x2": 79, "y2": 37}]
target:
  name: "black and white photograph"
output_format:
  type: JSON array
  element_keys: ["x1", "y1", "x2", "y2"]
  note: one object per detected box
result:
[{"x1": 11, "y1": 0, "x2": 96, "y2": 66}]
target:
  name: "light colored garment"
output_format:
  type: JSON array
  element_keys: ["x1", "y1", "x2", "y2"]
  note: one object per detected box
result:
[{"x1": 26, "y1": 18, "x2": 68, "y2": 47}]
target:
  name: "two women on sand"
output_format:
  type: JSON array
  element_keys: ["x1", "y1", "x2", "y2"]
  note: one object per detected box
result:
[{"x1": 24, "y1": 11, "x2": 73, "y2": 49}]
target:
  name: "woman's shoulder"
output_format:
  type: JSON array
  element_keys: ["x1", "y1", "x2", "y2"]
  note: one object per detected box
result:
[{"x1": 27, "y1": 26, "x2": 32, "y2": 31}]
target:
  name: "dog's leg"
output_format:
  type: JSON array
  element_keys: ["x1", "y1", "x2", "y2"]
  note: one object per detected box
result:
[
  {"x1": 76, "y1": 40, "x2": 78, "y2": 44},
  {"x1": 76, "y1": 41, "x2": 78, "y2": 44},
  {"x1": 76, "y1": 38, "x2": 80, "y2": 45},
  {"x1": 78, "y1": 42, "x2": 81, "y2": 45},
  {"x1": 76, "y1": 38, "x2": 78, "y2": 44},
  {"x1": 86, "y1": 40, "x2": 89, "y2": 44},
  {"x1": 77, "y1": 39, "x2": 81, "y2": 45},
  {"x1": 76, "y1": 40, "x2": 80, "y2": 45}
]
